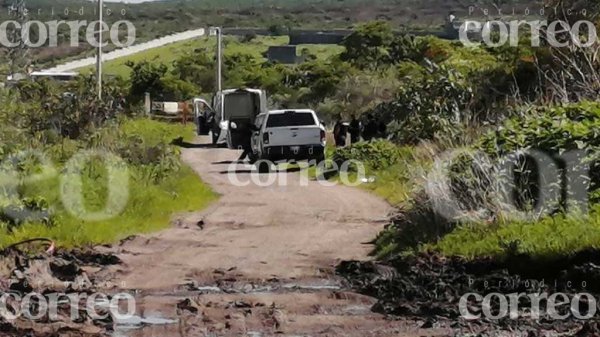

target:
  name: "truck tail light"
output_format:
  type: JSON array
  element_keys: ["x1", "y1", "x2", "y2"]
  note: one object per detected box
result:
[
  {"x1": 263, "y1": 132, "x2": 270, "y2": 144},
  {"x1": 320, "y1": 129, "x2": 326, "y2": 143}
]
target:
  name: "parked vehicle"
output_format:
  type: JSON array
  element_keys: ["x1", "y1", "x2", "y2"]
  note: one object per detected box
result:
[
  {"x1": 248, "y1": 109, "x2": 326, "y2": 172},
  {"x1": 197, "y1": 88, "x2": 268, "y2": 147},
  {"x1": 193, "y1": 98, "x2": 213, "y2": 136}
]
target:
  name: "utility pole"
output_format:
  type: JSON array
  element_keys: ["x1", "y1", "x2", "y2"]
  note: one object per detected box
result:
[
  {"x1": 96, "y1": 0, "x2": 103, "y2": 99},
  {"x1": 215, "y1": 27, "x2": 222, "y2": 92}
]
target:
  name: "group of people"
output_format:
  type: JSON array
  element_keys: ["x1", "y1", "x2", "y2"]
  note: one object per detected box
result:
[{"x1": 333, "y1": 114, "x2": 387, "y2": 147}]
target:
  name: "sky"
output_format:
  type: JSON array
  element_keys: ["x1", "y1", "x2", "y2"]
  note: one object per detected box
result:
[{"x1": 103, "y1": 0, "x2": 166, "y2": 3}]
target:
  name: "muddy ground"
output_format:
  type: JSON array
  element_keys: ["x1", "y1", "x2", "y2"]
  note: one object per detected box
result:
[
  {"x1": 3, "y1": 137, "x2": 600, "y2": 336},
  {"x1": 91, "y1": 138, "x2": 443, "y2": 337},
  {"x1": 338, "y1": 251, "x2": 600, "y2": 336},
  {"x1": 0, "y1": 243, "x2": 122, "y2": 337}
]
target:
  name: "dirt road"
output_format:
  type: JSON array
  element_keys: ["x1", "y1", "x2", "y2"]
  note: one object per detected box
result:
[{"x1": 102, "y1": 137, "x2": 450, "y2": 336}]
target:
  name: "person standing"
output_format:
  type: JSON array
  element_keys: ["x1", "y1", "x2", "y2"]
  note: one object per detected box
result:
[
  {"x1": 333, "y1": 116, "x2": 347, "y2": 147},
  {"x1": 362, "y1": 114, "x2": 378, "y2": 142},
  {"x1": 237, "y1": 122, "x2": 255, "y2": 162},
  {"x1": 179, "y1": 101, "x2": 191, "y2": 126},
  {"x1": 349, "y1": 115, "x2": 362, "y2": 144},
  {"x1": 378, "y1": 121, "x2": 387, "y2": 139}
]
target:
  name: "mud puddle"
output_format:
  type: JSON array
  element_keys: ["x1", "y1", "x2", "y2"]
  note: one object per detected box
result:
[
  {"x1": 189, "y1": 279, "x2": 342, "y2": 295},
  {"x1": 0, "y1": 244, "x2": 122, "y2": 337},
  {"x1": 112, "y1": 314, "x2": 178, "y2": 337},
  {"x1": 338, "y1": 251, "x2": 600, "y2": 336}
]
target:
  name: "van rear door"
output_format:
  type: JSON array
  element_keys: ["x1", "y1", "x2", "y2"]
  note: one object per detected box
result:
[{"x1": 224, "y1": 91, "x2": 260, "y2": 120}]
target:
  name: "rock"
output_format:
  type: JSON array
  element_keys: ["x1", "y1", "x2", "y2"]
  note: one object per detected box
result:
[
  {"x1": 233, "y1": 300, "x2": 252, "y2": 308},
  {"x1": 50, "y1": 258, "x2": 81, "y2": 281},
  {"x1": 177, "y1": 298, "x2": 200, "y2": 314}
]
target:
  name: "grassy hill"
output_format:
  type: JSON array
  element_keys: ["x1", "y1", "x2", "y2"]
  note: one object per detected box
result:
[
  {"x1": 80, "y1": 35, "x2": 344, "y2": 78},
  {"x1": 0, "y1": 0, "x2": 541, "y2": 71}
]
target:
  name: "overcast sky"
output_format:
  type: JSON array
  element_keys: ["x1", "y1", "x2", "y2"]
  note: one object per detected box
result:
[{"x1": 103, "y1": 0, "x2": 165, "y2": 3}]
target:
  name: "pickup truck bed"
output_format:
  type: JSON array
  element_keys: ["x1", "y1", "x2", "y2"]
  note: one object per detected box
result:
[{"x1": 252, "y1": 109, "x2": 326, "y2": 164}]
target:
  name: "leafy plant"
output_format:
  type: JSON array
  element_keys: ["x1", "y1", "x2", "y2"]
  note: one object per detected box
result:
[
  {"x1": 369, "y1": 63, "x2": 473, "y2": 145},
  {"x1": 333, "y1": 140, "x2": 406, "y2": 170},
  {"x1": 341, "y1": 21, "x2": 395, "y2": 70}
]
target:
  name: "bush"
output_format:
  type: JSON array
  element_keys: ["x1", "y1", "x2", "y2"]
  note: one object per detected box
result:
[
  {"x1": 369, "y1": 63, "x2": 473, "y2": 145},
  {"x1": 240, "y1": 32, "x2": 257, "y2": 43},
  {"x1": 341, "y1": 21, "x2": 395, "y2": 70},
  {"x1": 333, "y1": 140, "x2": 406, "y2": 170},
  {"x1": 479, "y1": 101, "x2": 600, "y2": 202}
]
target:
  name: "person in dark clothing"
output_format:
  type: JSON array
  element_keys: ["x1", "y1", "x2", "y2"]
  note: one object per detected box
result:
[
  {"x1": 377, "y1": 121, "x2": 387, "y2": 139},
  {"x1": 333, "y1": 116, "x2": 347, "y2": 147},
  {"x1": 348, "y1": 115, "x2": 362, "y2": 144},
  {"x1": 362, "y1": 114, "x2": 378, "y2": 142},
  {"x1": 236, "y1": 122, "x2": 255, "y2": 162}
]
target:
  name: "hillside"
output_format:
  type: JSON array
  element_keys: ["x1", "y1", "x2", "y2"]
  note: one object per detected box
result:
[
  {"x1": 0, "y1": 0, "x2": 542, "y2": 71},
  {"x1": 79, "y1": 36, "x2": 343, "y2": 78}
]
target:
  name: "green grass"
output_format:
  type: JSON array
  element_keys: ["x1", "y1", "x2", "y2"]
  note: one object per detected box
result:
[
  {"x1": 80, "y1": 36, "x2": 343, "y2": 79},
  {"x1": 0, "y1": 119, "x2": 217, "y2": 248},
  {"x1": 431, "y1": 209, "x2": 600, "y2": 260},
  {"x1": 337, "y1": 142, "x2": 600, "y2": 260},
  {"x1": 329, "y1": 142, "x2": 430, "y2": 207}
]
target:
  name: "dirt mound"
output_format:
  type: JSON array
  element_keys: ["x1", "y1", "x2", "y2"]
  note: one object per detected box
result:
[
  {"x1": 337, "y1": 251, "x2": 600, "y2": 335},
  {"x1": 0, "y1": 247, "x2": 121, "y2": 337}
]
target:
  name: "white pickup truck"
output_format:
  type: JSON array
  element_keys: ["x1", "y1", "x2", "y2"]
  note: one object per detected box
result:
[{"x1": 250, "y1": 109, "x2": 326, "y2": 171}]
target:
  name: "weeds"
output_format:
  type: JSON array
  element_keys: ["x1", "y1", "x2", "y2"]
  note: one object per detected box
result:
[{"x1": 0, "y1": 118, "x2": 217, "y2": 248}]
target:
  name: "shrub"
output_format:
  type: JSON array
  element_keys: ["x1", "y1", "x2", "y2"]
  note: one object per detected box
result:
[
  {"x1": 369, "y1": 63, "x2": 473, "y2": 145},
  {"x1": 127, "y1": 60, "x2": 169, "y2": 102},
  {"x1": 479, "y1": 101, "x2": 600, "y2": 203},
  {"x1": 341, "y1": 21, "x2": 395, "y2": 70},
  {"x1": 333, "y1": 140, "x2": 406, "y2": 170}
]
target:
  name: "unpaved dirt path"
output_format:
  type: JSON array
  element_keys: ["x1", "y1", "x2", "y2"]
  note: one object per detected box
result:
[{"x1": 101, "y1": 137, "x2": 451, "y2": 336}]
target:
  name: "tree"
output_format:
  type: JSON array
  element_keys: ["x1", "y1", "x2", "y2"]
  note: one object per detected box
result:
[
  {"x1": 223, "y1": 52, "x2": 259, "y2": 88},
  {"x1": 171, "y1": 49, "x2": 215, "y2": 93},
  {"x1": 546, "y1": 0, "x2": 600, "y2": 26},
  {"x1": 341, "y1": 21, "x2": 395, "y2": 70},
  {"x1": 388, "y1": 34, "x2": 429, "y2": 63},
  {"x1": 287, "y1": 59, "x2": 352, "y2": 105},
  {"x1": 369, "y1": 64, "x2": 473, "y2": 145},
  {"x1": 267, "y1": 24, "x2": 288, "y2": 36},
  {"x1": 127, "y1": 61, "x2": 168, "y2": 102},
  {"x1": 6, "y1": 0, "x2": 31, "y2": 76},
  {"x1": 160, "y1": 76, "x2": 198, "y2": 101}
]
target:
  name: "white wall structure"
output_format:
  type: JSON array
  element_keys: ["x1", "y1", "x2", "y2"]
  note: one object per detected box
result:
[{"x1": 43, "y1": 28, "x2": 206, "y2": 73}]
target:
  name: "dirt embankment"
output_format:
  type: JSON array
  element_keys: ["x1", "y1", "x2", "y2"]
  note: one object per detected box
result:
[
  {"x1": 339, "y1": 251, "x2": 600, "y2": 336},
  {"x1": 0, "y1": 242, "x2": 121, "y2": 337}
]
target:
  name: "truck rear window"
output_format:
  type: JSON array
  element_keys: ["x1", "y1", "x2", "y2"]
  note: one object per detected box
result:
[{"x1": 266, "y1": 113, "x2": 316, "y2": 127}]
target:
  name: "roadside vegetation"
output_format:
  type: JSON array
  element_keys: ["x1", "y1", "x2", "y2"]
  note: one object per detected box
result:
[
  {"x1": 0, "y1": 78, "x2": 216, "y2": 248},
  {"x1": 326, "y1": 1, "x2": 600, "y2": 262},
  {"x1": 85, "y1": 36, "x2": 343, "y2": 79},
  {"x1": 1, "y1": 0, "x2": 597, "y2": 263},
  {"x1": 94, "y1": 0, "x2": 600, "y2": 263}
]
